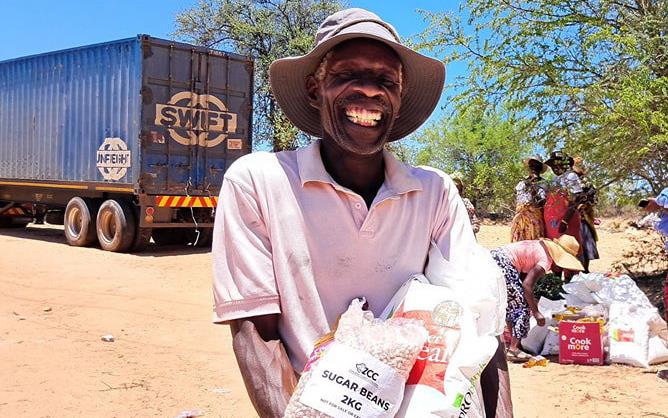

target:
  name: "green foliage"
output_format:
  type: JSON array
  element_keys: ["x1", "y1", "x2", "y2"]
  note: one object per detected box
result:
[
  {"x1": 414, "y1": 104, "x2": 531, "y2": 214},
  {"x1": 417, "y1": 1, "x2": 668, "y2": 193},
  {"x1": 174, "y1": 0, "x2": 343, "y2": 151},
  {"x1": 533, "y1": 272, "x2": 564, "y2": 301}
]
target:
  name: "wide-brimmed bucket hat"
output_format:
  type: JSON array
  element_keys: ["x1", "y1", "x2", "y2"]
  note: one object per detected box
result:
[
  {"x1": 269, "y1": 8, "x2": 445, "y2": 141},
  {"x1": 540, "y1": 235, "x2": 584, "y2": 271},
  {"x1": 523, "y1": 155, "x2": 547, "y2": 174},
  {"x1": 545, "y1": 150, "x2": 574, "y2": 169}
]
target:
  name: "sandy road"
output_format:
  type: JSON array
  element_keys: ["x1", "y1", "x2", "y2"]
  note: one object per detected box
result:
[
  {"x1": 1, "y1": 223, "x2": 666, "y2": 417},
  {"x1": 0, "y1": 224, "x2": 255, "y2": 418}
]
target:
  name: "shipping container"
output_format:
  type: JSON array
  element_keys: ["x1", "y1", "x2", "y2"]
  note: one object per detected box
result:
[{"x1": 0, "y1": 35, "x2": 253, "y2": 251}]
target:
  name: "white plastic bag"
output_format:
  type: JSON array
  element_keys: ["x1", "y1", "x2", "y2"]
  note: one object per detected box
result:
[
  {"x1": 388, "y1": 242, "x2": 503, "y2": 418},
  {"x1": 608, "y1": 303, "x2": 651, "y2": 368},
  {"x1": 560, "y1": 293, "x2": 590, "y2": 308},
  {"x1": 522, "y1": 317, "x2": 548, "y2": 355},
  {"x1": 424, "y1": 242, "x2": 506, "y2": 337},
  {"x1": 390, "y1": 280, "x2": 493, "y2": 418},
  {"x1": 284, "y1": 299, "x2": 428, "y2": 417},
  {"x1": 648, "y1": 335, "x2": 668, "y2": 365},
  {"x1": 573, "y1": 273, "x2": 654, "y2": 309},
  {"x1": 562, "y1": 281, "x2": 598, "y2": 304},
  {"x1": 540, "y1": 329, "x2": 560, "y2": 356},
  {"x1": 523, "y1": 298, "x2": 567, "y2": 354}
]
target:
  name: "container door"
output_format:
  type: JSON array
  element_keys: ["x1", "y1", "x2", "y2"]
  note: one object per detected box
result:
[{"x1": 140, "y1": 37, "x2": 252, "y2": 196}]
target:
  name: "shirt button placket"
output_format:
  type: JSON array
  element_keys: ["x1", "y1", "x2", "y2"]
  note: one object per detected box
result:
[
  {"x1": 350, "y1": 197, "x2": 366, "y2": 229},
  {"x1": 360, "y1": 207, "x2": 375, "y2": 239}
]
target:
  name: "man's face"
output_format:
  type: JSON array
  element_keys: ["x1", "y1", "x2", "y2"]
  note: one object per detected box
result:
[
  {"x1": 552, "y1": 164, "x2": 566, "y2": 175},
  {"x1": 307, "y1": 39, "x2": 403, "y2": 155}
]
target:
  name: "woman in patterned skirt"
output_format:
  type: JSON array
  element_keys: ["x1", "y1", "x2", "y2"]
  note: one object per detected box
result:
[
  {"x1": 511, "y1": 156, "x2": 548, "y2": 242},
  {"x1": 491, "y1": 235, "x2": 584, "y2": 362}
]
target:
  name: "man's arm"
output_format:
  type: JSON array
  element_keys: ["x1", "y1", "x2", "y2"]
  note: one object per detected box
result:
[{"x1": 230, "y1": 314, "x2": 297, "y2": 418}]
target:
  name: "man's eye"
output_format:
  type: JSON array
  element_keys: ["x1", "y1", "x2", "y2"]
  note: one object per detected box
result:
[{"x1": 381, "y1": 78, "x2": 398, "y2": 87}]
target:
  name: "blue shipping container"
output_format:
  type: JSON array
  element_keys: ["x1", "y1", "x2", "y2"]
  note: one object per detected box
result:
[
  {"x1": 0, "y1": 35, "x2": 253, "y2": 194},
  {"x1": 0, "y1": 35, "x2": 253, "y2": 251}
]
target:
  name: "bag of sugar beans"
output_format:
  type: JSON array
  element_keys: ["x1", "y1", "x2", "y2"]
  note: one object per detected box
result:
[{"x1": 283, "y1": 299, "x2": 428, "y2": 418}]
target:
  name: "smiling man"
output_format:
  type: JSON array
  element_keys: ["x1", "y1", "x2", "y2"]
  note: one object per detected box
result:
[{"x1": 212, "y1": 8, "x2": 510, "y2": 417}]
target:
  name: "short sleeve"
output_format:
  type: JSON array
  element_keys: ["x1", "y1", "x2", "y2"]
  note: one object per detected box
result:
[
  {"x1": 564, "y1": 172, "x2": 583, "y2": 194},
  {"x1": 656, "y1": 187, "x2": 668, "y2": 209},
  {"x1": 534, "y1": 243, "x2": 552, "y2": 272},
  {"x1": 211, "y1": 177, "x2": 281, "y2": 323},
  {"x1": 535, "y1": 183, "x2": 547, "y2": 201}
]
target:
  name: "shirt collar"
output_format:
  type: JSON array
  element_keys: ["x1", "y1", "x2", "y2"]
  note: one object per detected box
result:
[{"x1": 297, "y1": 139, "x2": 423, "y2": 195}]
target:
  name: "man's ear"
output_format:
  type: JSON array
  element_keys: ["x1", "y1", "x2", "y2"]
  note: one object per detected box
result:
[{"x1": 305, "y1": 75, "x2": 321, "y2": 109}]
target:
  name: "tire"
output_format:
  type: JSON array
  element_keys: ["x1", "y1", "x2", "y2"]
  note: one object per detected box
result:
[
  {"x1": 131, "y1": 227, "x2": 153, "y2": 252},
  {"x1": 64, "y1": 197, "x2": 98, "y2": 246},
  {"x1": 96, "y1": 199, "x2": 136, "y2": 252},
  {"x1": 151, "y1": 228, "x2": 186, "y2": 246}
]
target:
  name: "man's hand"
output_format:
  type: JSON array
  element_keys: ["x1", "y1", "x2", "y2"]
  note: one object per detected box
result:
[
  {"x1": 230, "y1": 316, "x2": 297, "y2": 418},
  {"x1": 534, "y1": 312, "x2": 546, "y2": 327}
]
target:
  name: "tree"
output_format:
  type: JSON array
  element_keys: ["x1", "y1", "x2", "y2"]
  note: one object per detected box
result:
[
  {"x1": 414, "y1": 105, "x2": 531, "y2": 214},
  {"x1": 417, "y1": 1, "x2": 668, "y2": 193},
  {"x1": 175, "y1": 0, "x2": 343, "y2": 151}
]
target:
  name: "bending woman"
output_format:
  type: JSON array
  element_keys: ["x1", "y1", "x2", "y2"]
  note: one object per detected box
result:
[{"x1": 491, "y1": 235, "x2": 584, "y2": 362}]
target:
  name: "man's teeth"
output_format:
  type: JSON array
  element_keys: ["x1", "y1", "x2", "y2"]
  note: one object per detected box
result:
[{"x1": 345, "y1": 108, "x2": 382, "y2": 127}]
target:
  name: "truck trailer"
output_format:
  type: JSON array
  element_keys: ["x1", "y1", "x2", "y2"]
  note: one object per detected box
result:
[{"x1": 0, "y1": 35, "x2": 253, "y2": 251}]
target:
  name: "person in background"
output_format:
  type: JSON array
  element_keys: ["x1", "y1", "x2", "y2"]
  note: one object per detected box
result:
[
  {"x1": 572, "y1": 158, "x2": 600, "y2": 273},
  {"x1": 453, "y1": 177, "x2": 481, "y2": 235},
  {"x1": 641, "y1": 187, "x2": 668, "y2": 246},
  {"x1": 511, "y1": 156, "x2": 547, "y2": 242},
  {"x1": 640, "y1": 187, "x2": 668, "y2": 382},
  {"x1": 491, "y1": 235, "x2": 584, "y2": 362},
  {"x1": 641, "y1": 187, "x2": 668, "y2": 315},
  {"x1": 544, "y1": 151, "x2": 584, "y2": 280}
]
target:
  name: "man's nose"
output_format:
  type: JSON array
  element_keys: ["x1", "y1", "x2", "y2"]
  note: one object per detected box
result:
[{"x1": 350, "y1": 79, "x2": 384, "y2": 98}]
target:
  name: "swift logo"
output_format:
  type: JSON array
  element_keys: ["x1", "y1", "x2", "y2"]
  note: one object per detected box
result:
[
  {"x1": 97, "y1": 138, "x2": 131, "y2": 181},
  {"x1": 155, "y1": 91, "x2": 238, "y2": 148}
]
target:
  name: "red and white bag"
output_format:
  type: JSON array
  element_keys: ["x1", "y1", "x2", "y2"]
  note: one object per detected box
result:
[{"x1": 384, "y1": 243, "x2": 505, "y2": 418}]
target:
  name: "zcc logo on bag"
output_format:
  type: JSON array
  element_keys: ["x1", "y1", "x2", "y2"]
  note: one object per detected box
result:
[
  {"x1": 96, "y1": 137, "x2": 131, "y2": 181},
  {"x1": 155, "y1": 91, "x2": 238, "y2": 148}
]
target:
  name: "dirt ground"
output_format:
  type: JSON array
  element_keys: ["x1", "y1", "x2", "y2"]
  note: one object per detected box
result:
[{"x1": 1, "y1": 222, "x2": 666, "y2": 418}]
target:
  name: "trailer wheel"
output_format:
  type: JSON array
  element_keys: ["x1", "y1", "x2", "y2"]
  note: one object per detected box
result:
[
  {"x1": 131, "y1": 227, "x2": 153, "y2": 252},
  {"x1": 96, "y1": 199, "x2": 136, "y2": 252},
  {"x1": 64, "y1": 197, "x2": 98, "y2": 246}
]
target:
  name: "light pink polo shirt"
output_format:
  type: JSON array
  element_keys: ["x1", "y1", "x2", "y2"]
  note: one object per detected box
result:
[
  {"x1": 212, "y1": 140, "x2": 480, "y2": 372},
  {"x1": 502, "y1": 240, "x2": 553, "y2": 273}
]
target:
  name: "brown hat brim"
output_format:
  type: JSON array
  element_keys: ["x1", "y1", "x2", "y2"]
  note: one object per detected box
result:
[
  {"x1": 545, "y1": 156, "x2": 574, "y2": 168},
  {"x1": 269, "y1": 25, "x2": 445, "y2": 141},
  {"x1": 540, "y1": 239, "x2": 584, "y2": 271},
  {"x1": 523, "y1": 157, "x2": 547, "y2": 174}
]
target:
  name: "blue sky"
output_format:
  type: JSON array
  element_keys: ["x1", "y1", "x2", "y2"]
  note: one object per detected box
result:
[{"x1": 1, "y1": 1, "x2": 465, "y2": 124}]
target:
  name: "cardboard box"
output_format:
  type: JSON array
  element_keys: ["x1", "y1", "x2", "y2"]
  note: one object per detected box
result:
[{"x1": 559, "y1": 321, "x2": 604, "y2": 365}]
